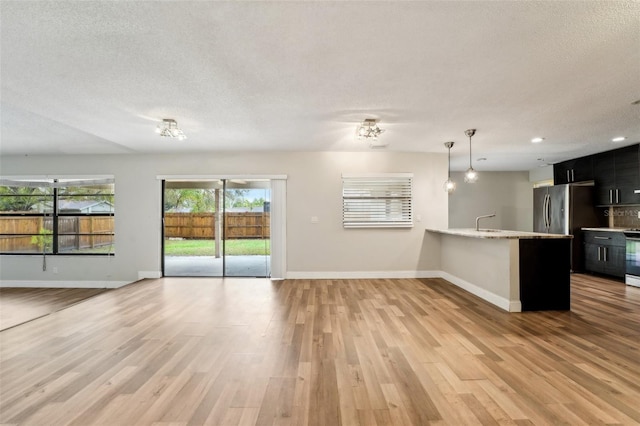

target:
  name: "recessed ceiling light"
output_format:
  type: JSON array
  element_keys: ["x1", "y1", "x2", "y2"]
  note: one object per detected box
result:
[
  {"x1": 612, "y1": 136, "x2": 626, "y2": 142},
  {"x1": 531, "y1": 137, "x2": 544, "y2": 143}
]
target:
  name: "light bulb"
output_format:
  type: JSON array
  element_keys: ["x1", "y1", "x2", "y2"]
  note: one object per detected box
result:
[
  {"x1": 444, "y1": 179, "x2": 456, "y2": 193},
  {"x1": 464, "y1": 168, "x2": 478, "y2": 183}
]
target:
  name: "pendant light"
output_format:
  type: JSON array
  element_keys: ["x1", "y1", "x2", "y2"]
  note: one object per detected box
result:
[
  {"x1": 443, "y1": 141, "x2": 456, "y2": 193},
  {"x1": 464, "y1": 128, "x2": 478, "y2": 183}
]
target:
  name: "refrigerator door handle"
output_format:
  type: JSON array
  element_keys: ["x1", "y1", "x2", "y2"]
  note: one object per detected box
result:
[
  {"x1": 571, "y1": 169, "x2": 575, "y2": 182},
  {"x1": 566, "y1": 170, "x2": 570, "y2": 182},
  {"x1": 545, "y1": 194, "x2": 551, "y2": 229},
  {"x1": 542, "y1": 194, "x2": 547, "y2": 228},
  {"x1": 616, "y1": 189, "x2": 620, "y2": 204},
  {"x1": 609, "y1": 189, "x2": 613, "y2": 204},
  {"x1": 548, "y1": 194, "x2": 552, "y2": 229}
]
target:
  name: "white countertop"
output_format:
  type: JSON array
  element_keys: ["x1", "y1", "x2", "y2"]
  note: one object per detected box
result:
[
  {"x1": 426, "y1": 228, "x2": 573, "y2": 239},
  {"x1": 581, "y1": 227, "x2": 627, "y2": 232}
]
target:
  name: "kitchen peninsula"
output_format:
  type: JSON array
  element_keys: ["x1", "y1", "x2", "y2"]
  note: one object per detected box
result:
[{"x1": 426, "y1": 228, "x2": 572, "y2": 312}]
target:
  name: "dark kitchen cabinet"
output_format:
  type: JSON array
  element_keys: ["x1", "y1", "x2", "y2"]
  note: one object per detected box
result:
[
  {"x1": 603, "y1": 246, "x2": 625, "y2": 277},
  {"x1": 615, "y1": 145, "x2": 640, "y2": 204},
  {"x1": 593, "y1": 144, "x2": 640, "y2": 205},
  {"x1": 583, "y1": 230, "x2": 625, "y2": 278},
  {"x1": 554, "y1": 155, "x2": 593, "y2": 184}
]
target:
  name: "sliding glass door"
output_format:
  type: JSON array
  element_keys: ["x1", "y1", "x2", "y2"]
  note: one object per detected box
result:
[
  {"x1": 162, "y1": 179, "x2": 270, "y2": 277},
  {"x1": 223, "y1": 180, "x2": 270, "y2": 277}
]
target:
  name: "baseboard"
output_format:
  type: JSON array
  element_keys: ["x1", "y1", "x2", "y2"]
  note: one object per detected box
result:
[
  {"x1": 0, "y1": 272, "x2": 521, "y2": 311},
  {"x1": 283, "y1": 270, "x2": 518, "y2": 312},
  {"x1": 438, "y1": 271, "x2": 520, "y2": 312},
  {"x1": 138, "y1": 271, "x2": 162, "y2": 280},
  {"x1": 0, "y1": 280, "x2": 132, "y2": 289},
  {"x1": 285, "y1": 270, "x2": 440, "y2": 279}
]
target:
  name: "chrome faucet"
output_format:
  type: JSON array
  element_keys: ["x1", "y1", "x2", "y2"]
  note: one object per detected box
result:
[{"x1": 476, "y1": 213, "x2": 496, "y2": 231}]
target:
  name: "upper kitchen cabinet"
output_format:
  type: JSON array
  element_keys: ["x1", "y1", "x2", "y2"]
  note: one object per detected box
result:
[
  {"x1": 553, "y1": 155, "x2": 593, "y2": 184},
  {"x1": 593, "y1": 144, "x2": 640, "y2": 206}
]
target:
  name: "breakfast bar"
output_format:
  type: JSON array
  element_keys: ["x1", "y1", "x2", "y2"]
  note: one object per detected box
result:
[{"x1": 426, "y1": 228, "x2": 573, "y2": 312}]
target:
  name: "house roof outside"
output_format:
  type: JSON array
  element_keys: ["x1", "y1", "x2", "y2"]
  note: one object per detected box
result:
[
  {"x1": 59, "y1": 200, "x2": 114, "y2": 213},
  {"x1": 226, "y1": 206, "x2": 266, "y2": 213},
  {"x1": 33, "y1": 200, "x2": 114, "y2": 213}
]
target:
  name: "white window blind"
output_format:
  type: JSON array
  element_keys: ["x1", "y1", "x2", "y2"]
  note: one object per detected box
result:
[{"x1": 342, "y1": 174, "x2": 413, "y2": 228}]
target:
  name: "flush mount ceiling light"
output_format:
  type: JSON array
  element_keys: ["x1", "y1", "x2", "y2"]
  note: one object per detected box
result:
[
  {"x1": 531, "y1": 137, "x2": 544, "y2": 143},
  {"x1": 463, "y1": 128, "x2": 479, "y2": 183},
  {"x1": 356, "y1": 119, "x2": 385, "y2": 141},
  {"x1": 443, "y1": 141, "x2": 456, "y2": 193},
  {"x1": 156, "y1": 119, "x2": 187, "y2": 140},
  {"x1": 612, "y1": 136, "x2": 627, "y2": 142}
]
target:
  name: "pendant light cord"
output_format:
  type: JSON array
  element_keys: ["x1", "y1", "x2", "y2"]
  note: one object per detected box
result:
[{"x1": 464, "y1": 129, "x2": 476, "y2": 171}]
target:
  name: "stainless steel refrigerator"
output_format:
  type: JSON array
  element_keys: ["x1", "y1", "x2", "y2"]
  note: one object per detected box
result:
[{"x1": 533, "y1": 184, "x2": 604, "y2": 271}]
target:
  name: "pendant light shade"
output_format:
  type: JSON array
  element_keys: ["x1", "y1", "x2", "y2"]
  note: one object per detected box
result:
[
  {"x1": 464, "y1": 128, "x2": 478, "y2": 183},
  {"x1": 443, "y1": 141, "x2": 456, "y2": 193}
]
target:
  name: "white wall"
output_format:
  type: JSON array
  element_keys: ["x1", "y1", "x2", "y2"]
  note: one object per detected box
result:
[
  {"x1": 0, "y1": 151, "x2": 448, "y2": 285},
  {"x1": 448, "y1": 171, "x2": 533, "y2": 231},
  {"x1": 529, "y1": 164, "x2": 553, "y2": 183}
]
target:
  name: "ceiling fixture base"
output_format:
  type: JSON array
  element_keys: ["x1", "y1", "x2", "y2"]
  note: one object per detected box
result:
[
  {"x1": 156, "y1": 119, "x2": 187, "y2": 140},
  {"x1": 356, "y1": 119, "x2": 385, "y2": 141}
]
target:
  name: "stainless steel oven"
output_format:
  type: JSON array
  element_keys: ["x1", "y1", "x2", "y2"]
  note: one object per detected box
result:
[{"x1": 624, "y1": 229, "x2": 640, "y2": 287}]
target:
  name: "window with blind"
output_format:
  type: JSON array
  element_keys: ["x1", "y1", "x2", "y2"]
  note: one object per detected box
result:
[{"x1": 342, "y1": 174, "x2": 413, "y2": 228}]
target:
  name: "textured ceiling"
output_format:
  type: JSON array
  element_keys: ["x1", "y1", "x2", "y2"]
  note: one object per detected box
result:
[{"x1": 1, "y1": 1, "x2": 639, "y2": 171}]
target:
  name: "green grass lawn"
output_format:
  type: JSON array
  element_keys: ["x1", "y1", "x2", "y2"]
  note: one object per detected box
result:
[{"x1": 164, "y1": 239, "x2": 270, "y2": 256}]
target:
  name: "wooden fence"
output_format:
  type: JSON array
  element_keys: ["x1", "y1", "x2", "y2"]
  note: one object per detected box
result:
[
  {"x1": 0, "y1": 216, "x2": 114, "y2": 253},
  {"x1": 0, "y1": 213, "x2": 269, "y2": 252},
  {"x1": 164, "y1": 213, "x2": 270, "y2": 239}
]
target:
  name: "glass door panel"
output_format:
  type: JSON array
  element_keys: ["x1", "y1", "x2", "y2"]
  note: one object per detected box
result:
[
  {"x1": 163, "y1": 180, "x2": 223, "y2": 277},
  {"x1": 223, "y1": 180, "x2": 271, "y2": 277}
]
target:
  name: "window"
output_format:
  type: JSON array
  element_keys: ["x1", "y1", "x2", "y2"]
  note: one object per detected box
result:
[
  {"x1": 342, "y1": 173, "x2": 413, "y2": 228},
  {"x1": 0, "y1": 177, "x2": 114, "y2": 255}
]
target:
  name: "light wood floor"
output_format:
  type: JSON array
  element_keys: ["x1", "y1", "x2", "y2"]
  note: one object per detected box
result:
[
  {"x1": 0, "y1": 274, "x2": 638, "y2": 425},
  {"x1": 0, "y1": 288, "x2": 107, "y2": 331}
]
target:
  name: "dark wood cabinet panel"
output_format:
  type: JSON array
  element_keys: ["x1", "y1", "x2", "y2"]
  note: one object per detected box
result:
[
  {"x1": 615, "y1": 145, "x2": 640, "y2": 204},
  {"x1": 593, "y1": 151, "x2": 616, "y2": 205},
  {"x1": 584, "y1": 243, "x2": 602, "y2": 273},
  {"x1": 572, "y1": 156, "x2": 594, "y2": 183},
  {"x1": 583, "y1": 231, "x2": 626, "y2": 278},
  {"x1": 554, "y1": 156, "x2": 593, "y2": 185},
  {"x1": 553, "y1": 163, "x2": 570, "y2": 185},
  {"x1": 583, "y1": 231, "x2": 625, "y2": 246},
  {"x1": 519, "y1": 239, "x2": 570, "y2": 311},
  {"x1": 593, "y1": 144, "x2": 640, "y2": 206},
  {"x1": 603, "y1": 246, "x2": 625, "y2": 278}
]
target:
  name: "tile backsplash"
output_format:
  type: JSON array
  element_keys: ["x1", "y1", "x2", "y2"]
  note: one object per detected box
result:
[{"x1": 604, "y1": 206, "x2": 640, "y2": 228}]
